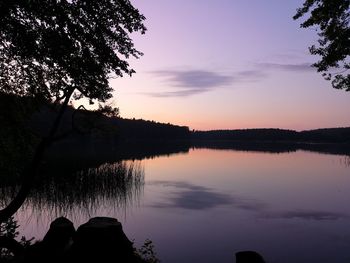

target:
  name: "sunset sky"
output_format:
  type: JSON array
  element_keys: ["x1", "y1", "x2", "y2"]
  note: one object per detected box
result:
[{"x1": 106, "y1": 0, "x2": 350, "y2": 131}]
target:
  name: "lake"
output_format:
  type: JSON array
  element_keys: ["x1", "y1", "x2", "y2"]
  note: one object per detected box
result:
[{"x1": 10, "y1": 148, "x2": 350, "y2": 263}]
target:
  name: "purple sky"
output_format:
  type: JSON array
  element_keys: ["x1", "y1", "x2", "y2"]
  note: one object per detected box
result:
[{"x1": 106, "y1": 0, "x2": 350, "y2": 130}]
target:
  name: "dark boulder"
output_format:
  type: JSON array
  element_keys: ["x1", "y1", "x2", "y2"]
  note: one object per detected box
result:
[
  {"x1": 24, "y1": 217, "x2": 75, "y2": 263},
  {"x1": 21, "y1": 217, "x2": 146, "y2": 262},
  {"x1": 70, "y1": 217, "x2": 141, "y2": 262},
  {"x1": 42, "y1": 216, "x2": 75, "y2": 249},
  {"x1": 236, "y1": 251, "x2": 266, "y2": 263}
]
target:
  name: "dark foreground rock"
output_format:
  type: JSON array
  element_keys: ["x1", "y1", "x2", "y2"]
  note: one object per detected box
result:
[
  {"x1": 70, "y1": 217, "x2": 138, "y2": 262},
  {"x1": 5, "y1": 217, "x2": 267, "y2": 263},
  {"x1": 43, "y1": 217, "x2": 75, "y2": 250},
  {"x1": 22, "y1": 217, "x2": 145, "y2": 263},
  {"x1": 236, "y1": 250, "x2": 266, "y2": 263}
]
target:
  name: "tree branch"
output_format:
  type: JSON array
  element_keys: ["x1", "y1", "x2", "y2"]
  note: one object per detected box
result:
[{"x1": 0, "y1": 89, "x2": 74, "y2": 222}]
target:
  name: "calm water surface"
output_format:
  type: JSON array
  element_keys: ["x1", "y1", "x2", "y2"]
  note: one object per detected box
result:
[{"x1": 14, "y1": 149, "x2": 350, "y2": 263}]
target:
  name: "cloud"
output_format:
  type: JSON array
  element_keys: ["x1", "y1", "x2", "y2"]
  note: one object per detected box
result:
[
  {"x1": 236, "y1": 70, "x2": 267, "y2": 81},
  {"x1": 147, "y1": 69, "x2": 267, "y2": 97},
  {"x1": 147, "y1": 69, "x2": 234, "y2": 97},
  {"x1": 146, "y1": 88, "x2": 206, "y2": 98},
  {"x1": 148, "y1": 181, "x2": 265, "y2": 211},
  {"x1": 146, "y1": 62, "x2": 313, "y2": 98},
  {"x1": 152, "y1": 70, "x2": 233, "y2": 88},
  {"x1": 256, "y1": 62, "x2": 313, "y2": 72}
]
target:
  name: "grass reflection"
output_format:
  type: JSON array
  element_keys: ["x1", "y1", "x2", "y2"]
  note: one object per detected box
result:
[{"x1": 0, "y1": 161, "x2": 144, "y2": 217}]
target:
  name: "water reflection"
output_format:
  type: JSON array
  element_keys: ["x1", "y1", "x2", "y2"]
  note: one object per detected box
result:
[
  {"x1": 341, "y1": 155, "x2": 350, "y2": 167},
  {"x1": 148, "y1": 180, "x2": 347, "y2": 221},
  {"x1": 149, "y1": 181, "x2": 265, "y2": 211},
  {"x1": 2, "y1": 148, "x2": 350, "y2": 263},
  {"x1": 261, "y1": 210, "x2": 348, "y2": 221},
  {"x1": 0, "y1": 161, "x2": 144, "y2": 218}
]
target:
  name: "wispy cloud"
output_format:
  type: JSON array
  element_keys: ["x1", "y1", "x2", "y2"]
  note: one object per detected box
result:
[
  {"x1": 146, "y1": 62, "x2": 313, "y2": 98},
  {"x1": 152, "y1": 70, "x2": 233, "y2": 88},
  {"x1": 256, "y1": 62, "x2": 313, "y2": 72},
  {"x1": 147, "y1": 69, "x2": 266, "y2": 97},
  {"x1": 146, "y1": 88, "x2": 207, "y2": 98},
  {"x1": 236, "y1": 70, "x2": 267, "y2": 81}
]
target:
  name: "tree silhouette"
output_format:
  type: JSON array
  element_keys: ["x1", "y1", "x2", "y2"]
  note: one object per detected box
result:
[
  {"x1": 294, "y1": 0, "x2": 349, "y2": 90},
  {"x1": 0, "y1": 0, "x2": 146, "y2": 221}
]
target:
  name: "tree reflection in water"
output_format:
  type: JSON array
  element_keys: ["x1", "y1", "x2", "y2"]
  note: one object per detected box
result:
[{"x1": 0, "y1": 161, "x2": 144, "y2": 219}]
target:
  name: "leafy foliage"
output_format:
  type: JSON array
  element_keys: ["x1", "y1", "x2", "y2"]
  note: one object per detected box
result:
[
  {"x1": 137, "y1": 239, "x2": 161, "y2": 263},
  {"x1": 0, "y1": 0, "x2": 146, "y2": 102},
  {"x1": 0, "y1": 217, "x2": 19, "y2": 240},
  {"x1": 0, "y1": 0, "x2": 146, "y2": 223},
  {"x1": 294, "y1": 0, "x2": 350, "y2": 90},
  {"x1": 0, "y1": 216, "x2": 33, "y2": 259},
  {"x1": 97, "y1": 103, "x2": 120, "y2": 118}
]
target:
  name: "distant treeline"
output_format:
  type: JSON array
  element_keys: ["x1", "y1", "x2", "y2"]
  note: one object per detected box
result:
[
  {"x1": 28, "y1": 101, "x2": 191, "y2": 142},
  {"x1": 3, "y1": 93, "x2": 350, "y2": 145},
  {"x1": 113, "y1": 118, "x2": 190, "y2": 141},
  {"x1": 2, "y1": 92, "x2": 350, "y2": 176},
  {"x1": 192, "y1": 128, "x2": 350, "y2": 144},
  {"x1": 0, "y1": 93, "x2": 191, "y2": 179},
  {"x1": 29, "y1": 102, "x2": 350, "y2": 159}
]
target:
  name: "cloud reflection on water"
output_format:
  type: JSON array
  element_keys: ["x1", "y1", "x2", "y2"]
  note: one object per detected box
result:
[
  {"x1": 148, "y1": 181, "x2": 265, "y2": 211},
  {"x1": 261, "y1": 210, "x2": 348, "y2": 221},
  {"x1": 148, "y1": 181, "x2": 348, "y2": 221}
]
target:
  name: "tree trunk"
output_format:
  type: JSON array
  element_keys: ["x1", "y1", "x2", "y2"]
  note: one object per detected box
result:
[{"x1": 0, "y1": 90, "x2": 74, "y2": 222}]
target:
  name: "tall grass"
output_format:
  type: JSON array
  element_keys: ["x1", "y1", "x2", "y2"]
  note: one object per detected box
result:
[{"x1": 0, "y1": 161, "x2": 144, "y2": 219}]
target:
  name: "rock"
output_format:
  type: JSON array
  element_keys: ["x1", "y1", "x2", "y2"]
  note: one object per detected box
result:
[
  {"x1": 70, "y1": 217, "x2": 139, "y2": 262},
  {"x1": 24, "y1": 217, "x2": 75, "y2": 263},
  {"x1": 236, "y1": 251, "x2": 266, "y2": 263},
  {"x1": 22, "y1": 217, "x2": 146, "y2": 263},
  {"x1": 43, "y1": 217, "x2": 75, "y2": 249}
]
